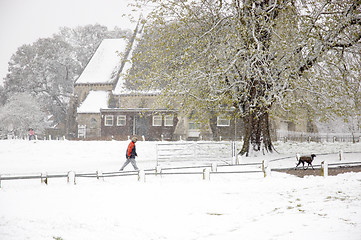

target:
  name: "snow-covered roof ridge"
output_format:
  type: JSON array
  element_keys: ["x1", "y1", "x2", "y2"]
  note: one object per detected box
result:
[
  {"x1": 75, "y1": 39, "x2": 128, "y2": 85},
  {"x1": 77, "y1": 91, "x2": 110, "y2": 113},
  {"x1": 113, "y1": 18, "x2": 145, "y2": 95}
]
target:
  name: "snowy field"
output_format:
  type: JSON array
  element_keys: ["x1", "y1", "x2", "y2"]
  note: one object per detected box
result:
[{"x1": 1, "y1": 140, "x2": 361, "y2": 240}]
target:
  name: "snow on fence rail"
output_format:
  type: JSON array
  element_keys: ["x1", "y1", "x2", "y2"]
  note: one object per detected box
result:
[
  {"x1": 268, "y1": 151, "x2": 361, "y2": 164},
  {"x1": 271, "y1": 161, "x2": 361, "y2": 171},
  {"x1": 0, "y1": 162, "x2": 264, "y2": 187},
  {"x1": 2, "y1": 152, "x2": 361, "y2": 187},
  {"x1": 276, "y1": 131, "x2": 361, "y2": 143}
]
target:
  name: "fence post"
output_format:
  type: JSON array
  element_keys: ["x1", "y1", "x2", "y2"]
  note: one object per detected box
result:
[
  {"x1": 339, "y1": 150, "x2": 344, "y2": 161},
  {"x1": 138, "y1": 170, "x2": 145, "y2": 182},
  {"x1": 41, "y1": 173, "x2": 48, "y2": 185},
  {"x1": 211, "y1": 163, "x2": 218, "y2": 172},
  {"x1": 321, "y1": 161, "x2": 328, "y2": 177},
  {"x1": 96, "y1": 170, "x2": 104, "y2": 181},
  {"x1": 262, "y1": 160, "x2": 271, "y2": 178},
  {"x1": 203, "y1": 168, "x2": 210, "y2": 180},
  {"x1": 67, "y1": 171, "x2": 76, "y2": 185},
  {"x1": 231, "y1": 141, "x2": 237, "y2": 165},
  {"x1": 155, "y1": 144, "x2": 159, "y2": 166},
  {"x1": 156, "y1": 165, "x2": 162, "y2": 176},
  {"x1": 237, "y1": 154, "x2": 242, "y2": 164}
]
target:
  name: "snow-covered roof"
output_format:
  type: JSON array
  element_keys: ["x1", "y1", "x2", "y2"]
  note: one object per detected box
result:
[
  {"x1": 75, "y1": 39, "x2": 128, "y2": 85},
  {"x1": 112, "y1": 38, "x2": 162, "y2": 96},
  {"x1": 77, "y1": 91, "x2": 110, "y2": 113},
  {"x1": 113, "y1": 55, "x2": 133, "y2": 94},
  {"x1": 113, "y1": 33, "x2": 140, "y2": 95}
]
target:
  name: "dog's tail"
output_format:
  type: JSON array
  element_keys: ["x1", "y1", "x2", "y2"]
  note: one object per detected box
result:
[{"x1": 296, "y1": 153, "x2": 300, "y2": 161}]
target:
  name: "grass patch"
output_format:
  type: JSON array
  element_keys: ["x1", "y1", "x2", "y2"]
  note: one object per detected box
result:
[{"x1": 207, "y1": 212, "x2": 223, "y2": 216}]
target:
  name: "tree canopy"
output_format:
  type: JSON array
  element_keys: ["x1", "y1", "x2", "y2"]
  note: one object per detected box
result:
[
  {"x1": 2, "y1": 24, "x2": 131, "y2": 133},
  {"x1": 130, "y1": 0, "x2": 361, "y2": 155},
  {"x1": 0, "y1": 93, "x2": 47, "y2": 136}
]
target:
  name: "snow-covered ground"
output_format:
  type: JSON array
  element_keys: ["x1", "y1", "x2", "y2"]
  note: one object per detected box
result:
[{"x1": 1, "y1": 140, "x2": 361, "y2": 240}]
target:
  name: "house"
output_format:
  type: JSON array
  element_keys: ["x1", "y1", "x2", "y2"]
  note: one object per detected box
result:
[
  {"x1": 72, "y1": 37, "x2": 125, "y2": 139},
  {"x1": 70, "y1": 24, "x2": 317, "y2": 141},
  {"x1": 70, "y1": 21, "x2": 241, "y2": 141}
]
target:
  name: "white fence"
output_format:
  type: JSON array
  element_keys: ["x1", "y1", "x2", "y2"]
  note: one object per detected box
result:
[
  {"x1": 276, "y1": 131, "x2": 361, "y2": 143},
  {"x1": 156, "y1": 141, "x2": 236, "y2": 165}
]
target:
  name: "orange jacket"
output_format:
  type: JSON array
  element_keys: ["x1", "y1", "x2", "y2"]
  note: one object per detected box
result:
[{"x1": 126, "y1": 141, "x2": 137, "y2": 158}]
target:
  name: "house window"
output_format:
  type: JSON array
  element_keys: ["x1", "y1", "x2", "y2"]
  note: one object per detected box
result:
[
  {"x1": 117, "y1": 115, "x2": 126, "y2": 126},
  {"x1": 104, "y1": 115, "x2": 114, "y2": 126},
  {"x1": 217, "y1": 116, "x2": 230, "y2": 126},
  {"x1": 288, "y1": 121, "x2": 296, "y2": 132},
  {"x1": 90, "y1": 118, "x2": 97, "y2": 129},
  {"x1": 153, "y1": 115, "x2": 162, "y2": 126},
  {"x1": 164, "y1": 115, "x2": 173, "y2": 126},
  {"x1": 188, "y1": 121, "x2": 200, "y2": 130}
]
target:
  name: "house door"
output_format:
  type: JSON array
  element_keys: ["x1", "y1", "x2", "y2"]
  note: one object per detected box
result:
[{"x1": 133, "y1": 115, "x2": 149, "y2": 137}]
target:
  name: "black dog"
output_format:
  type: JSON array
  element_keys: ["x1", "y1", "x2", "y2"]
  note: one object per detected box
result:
[{"x1": 295, "y1": 154, "x2": 316, "y2": 170}]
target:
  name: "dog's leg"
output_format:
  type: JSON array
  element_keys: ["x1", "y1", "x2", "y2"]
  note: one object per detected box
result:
[
  {"x1": 303, "y1": 161, "x2": 307, "y2": 170},
  {"x1": 309, "y1": 162, "x2": 314, "y2": 170}
]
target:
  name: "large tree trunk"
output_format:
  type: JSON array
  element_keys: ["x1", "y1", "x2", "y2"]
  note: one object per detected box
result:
[{"x1": 240, "y1": 109, "x2": 274, "y2": 156}]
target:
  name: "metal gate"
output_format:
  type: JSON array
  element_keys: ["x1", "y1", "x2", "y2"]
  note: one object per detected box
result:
[{"x1": 156, "y1": 141, "x2": 234, "y2": 165}]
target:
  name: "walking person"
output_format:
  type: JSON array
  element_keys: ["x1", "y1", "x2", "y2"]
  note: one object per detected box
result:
[
  {"x1": 28, "y1": 128, "x2": 35, "y2": 140},
  {"x1": 120, "y1": 137, "x2": 139, "y2": 171}
]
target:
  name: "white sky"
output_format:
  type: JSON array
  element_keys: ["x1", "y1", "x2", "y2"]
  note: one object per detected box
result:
[{"x1": 0, "y1": 0, "x2": 142, "y2": 86}]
